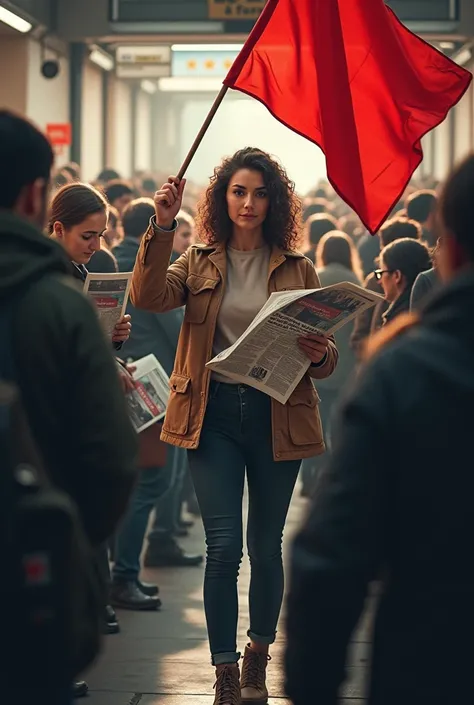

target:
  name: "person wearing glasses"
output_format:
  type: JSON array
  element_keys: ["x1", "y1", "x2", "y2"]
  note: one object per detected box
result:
[{"x1": 374, "y1": 238, "x2": 432, "y2": 325}]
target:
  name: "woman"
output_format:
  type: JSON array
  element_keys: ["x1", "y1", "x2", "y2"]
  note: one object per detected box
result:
[
  {"x1": 300, "y1": 231, "x2": 362, "y2": 497},
  {"x1": 49, "y1": 182, "x2": 133, "y2": 699},
  {"x1": 130, "y1": 148, "x2": 338, "y2": 704},
  {"x1": 303, "y1": 213, "x2": 338, "y2": 263},
  {"x1": 375, "y1": 237, "x2": 432, "y2": 325},
  {"x1": 103, "y1": 205, "x2": 124, "y2": 250}
]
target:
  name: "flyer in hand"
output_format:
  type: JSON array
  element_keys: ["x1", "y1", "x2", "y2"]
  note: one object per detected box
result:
[
  {"x1": 83, "y1": 272, "x2": 133, "y2": 337},
  {"x1": 126, "y1": 354, "x2": 170, "y2": 434},
  {"x1": 206, "y1": 281, "x2": 383, "y2": 404}
]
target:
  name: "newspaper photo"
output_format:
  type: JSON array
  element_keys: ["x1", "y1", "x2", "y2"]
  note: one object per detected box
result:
[
  {"x1": 206, "y1": 282, "x2": 383, "y2": 404},
  {"x1": 83, "y1": 272, "x2": 133, "y2": 338},
  {"x1": 126, "y1": 354, "x2": 170, "y2": 433}
]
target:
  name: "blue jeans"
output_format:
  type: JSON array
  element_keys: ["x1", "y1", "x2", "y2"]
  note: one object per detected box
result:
[
  {"x1": 300, "y1": 387, "x2": 339, "y2": 495},
  {"x1": 188, "y1": 381, "x2": 300, "y2": 665},
  {"x1": 148, "y1": 445, "x2": 188, "y2": 540},
  {"x1": 112, "y1": 464, "x2": 172, "y2": 582}
]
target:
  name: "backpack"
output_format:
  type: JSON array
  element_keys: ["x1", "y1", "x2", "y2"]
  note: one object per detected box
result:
[{"x1": 0, "y1": 299, "x2": 103, "y2": 693}]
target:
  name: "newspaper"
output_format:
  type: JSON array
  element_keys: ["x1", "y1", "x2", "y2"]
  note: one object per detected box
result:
[
  {"x1": 206, "y1": 282, "x2": 383, "y2": 404},
  {"x1": 126, "y1": 354, "x2": 170, "y2": 433},
  {"x1": 83, "y1": 272, "x2": 133, "y2": 337}
]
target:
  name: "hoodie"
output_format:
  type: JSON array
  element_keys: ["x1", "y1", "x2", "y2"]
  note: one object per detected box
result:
[
  {"x1": 0, "y1": 212, "x2": 137, "y2": 545},
  {"x1": 286, "y1": 269, "x2": 474, "y2": 705}
]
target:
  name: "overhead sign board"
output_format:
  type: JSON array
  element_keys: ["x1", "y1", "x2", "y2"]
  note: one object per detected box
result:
[
  {"x1": 208, "y1": 0, "x2": 266, "y2": 20},
  {"x1": 116, "y1": 45, "x2": 171, "y2": 65},
  {"x1": 386, "y1": 0, "x2": 459, "y2": 21},
  {"x1": 172, "y1": 50, "x2": 238, "y2": 78}
]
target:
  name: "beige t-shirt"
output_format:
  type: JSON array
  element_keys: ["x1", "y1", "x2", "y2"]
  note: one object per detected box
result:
[{"x1": 212, "y1": 245, "x2": 271, "y2": 383}]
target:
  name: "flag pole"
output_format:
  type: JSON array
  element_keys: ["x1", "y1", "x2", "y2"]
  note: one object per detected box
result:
[{"x1": 177, "y1": 85, "x2": 229, "y2": 181}]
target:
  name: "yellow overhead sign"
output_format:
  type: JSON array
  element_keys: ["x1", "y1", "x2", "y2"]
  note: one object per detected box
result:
[{"x1": 208, "y1": 0, "x2": 266, "y2": 21}]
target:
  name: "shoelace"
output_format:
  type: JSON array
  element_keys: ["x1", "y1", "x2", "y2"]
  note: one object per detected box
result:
[
  {"x1": 241, "y1": 652, "x2": 271, "y2": 689},
  {"x1": 214, "y1": 666, "x2": 240, "y2": 705}
]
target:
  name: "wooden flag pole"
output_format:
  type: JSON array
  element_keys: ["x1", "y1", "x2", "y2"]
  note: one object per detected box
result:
[{"x1": 177, "y1": 85, "x2": 229, "y2": 181}]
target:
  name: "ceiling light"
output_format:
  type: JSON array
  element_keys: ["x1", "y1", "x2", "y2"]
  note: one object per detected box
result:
[
  {"x1": 0, "y1": 4, "x2": 32, "y2": 33},
  {"x1": 89, "y1": 47, "x2": 114, "y2": 72},
  {"x1": 158, "y1": 77, "x2": 224, "y2": 93},
  {"x1": 140, "y1": 79, "x2": 157, "y2": 94},
  {"x1": 454, "y1": 48, "x2": 472, "y2": 67},
  {"x1": 171, "y1": 44, "x2": 243, "y2": 53}
]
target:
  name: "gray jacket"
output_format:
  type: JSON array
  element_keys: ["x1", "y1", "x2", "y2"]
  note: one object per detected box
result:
[{"x1": 410, "y1": 267, "x2": 439, "y2": 311}]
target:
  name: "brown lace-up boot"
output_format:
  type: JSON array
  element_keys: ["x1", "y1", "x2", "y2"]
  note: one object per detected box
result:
[
  {"x1": 213, "y1": 663, "x2": 241, "y2": 705},
  {"x1": 240, "y1": 645, "x2": 271, "y2": 704}
]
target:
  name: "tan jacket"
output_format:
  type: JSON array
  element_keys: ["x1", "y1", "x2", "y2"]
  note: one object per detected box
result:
[{"x1": 130, "y1": 221, "x2": 339, "y2": 461}]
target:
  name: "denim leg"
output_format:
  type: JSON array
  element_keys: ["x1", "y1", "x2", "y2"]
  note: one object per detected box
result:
[
  {"x1": 187, "y1": 386, "x2": 246, "y2": 665},
  {"x1": 113, "y1": 466, "x2": 170, "y2": 582},
  {"x1": 243, "y1": 392, "x2": 300, "y2": 645},
  {"x1": 154, "y1": 448, "x2": 188, "y2": 535},
  {"x1": 147, "y1": 446, "x2": 178, "y2": 543}
]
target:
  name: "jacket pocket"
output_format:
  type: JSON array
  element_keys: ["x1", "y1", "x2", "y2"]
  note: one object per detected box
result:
[
  {"x1": 185, "y1": 274, "x2": 219, "y2": 324},
  {"x1": 287, "y1": 388, "x2": 323, "y2": 446},
  {"x1": 163, "y1": 373, "x2": 192, "y2": 436}
]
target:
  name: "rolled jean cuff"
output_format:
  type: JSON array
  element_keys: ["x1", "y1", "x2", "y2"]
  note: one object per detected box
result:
[
  {"x1": 247, "y1": 630, "x2": 276, "y2": 646},
  {"x1": 212, "y1": 651, "x2": 241, "y2": 666}
]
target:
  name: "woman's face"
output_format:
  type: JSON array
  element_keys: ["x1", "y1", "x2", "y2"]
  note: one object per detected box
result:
[
  {"x1": 54, "y1": 211, "x2": 107, "y2": 265},
  {"x1": 378, "y1": 257, "x2": 403, "y2": 303},
  {"x1": 173, "y1": 222, "x2": 194, "y2": 255},
  {"x1": 226, "y1": 169, "x2": 269, "y2": 233}
]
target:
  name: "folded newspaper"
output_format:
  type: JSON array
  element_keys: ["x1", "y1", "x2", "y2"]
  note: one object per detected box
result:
[
  {"x1": 126, "y1": 354, "x2": 170, "y2": 433},
  {"x1": 206, "y1": 282, "x2": 383, "y2": 404},
  {"x1": 83, "y1": 272, "x2": 132, "y2": 337}
]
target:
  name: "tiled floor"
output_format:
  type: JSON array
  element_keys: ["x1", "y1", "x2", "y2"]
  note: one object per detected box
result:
[{"x1": 83, "y1": 490, "x2": 370, "y2": 703}]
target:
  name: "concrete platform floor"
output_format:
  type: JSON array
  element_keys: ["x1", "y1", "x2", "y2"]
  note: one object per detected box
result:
[{"x1": 83, "y1": 490, "x2": 371, "y2": 703}]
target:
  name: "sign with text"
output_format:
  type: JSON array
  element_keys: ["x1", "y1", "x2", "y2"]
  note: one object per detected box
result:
[
  {"x1": 46, "y1": 123, "x2": 71, "y2": 146},
  {"x1": 208, "y1": 0, "x2": 266, "y2": 20}
]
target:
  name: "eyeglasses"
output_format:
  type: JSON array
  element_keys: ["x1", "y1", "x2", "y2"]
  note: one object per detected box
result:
[{"x1": 374, "y1": 269, "x2": 393, "y2": 281}]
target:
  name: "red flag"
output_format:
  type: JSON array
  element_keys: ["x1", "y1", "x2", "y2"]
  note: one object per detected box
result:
[{"x1": 224, "y1": 0, "x2": 472, "y2": 234}]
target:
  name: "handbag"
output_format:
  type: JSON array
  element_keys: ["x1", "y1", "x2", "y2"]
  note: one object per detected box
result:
[{"x1": 137, "y1": 421, "x2": 168, "y2": 468}]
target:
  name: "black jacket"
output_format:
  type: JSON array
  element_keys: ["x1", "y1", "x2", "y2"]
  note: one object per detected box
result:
[
  {"x1": 0, "y1": 212, "x2": 137, "y2": 546},
  {"x1": 286, "y1": 270, "x2": 474, "y2": 705},
  {"x1": 114, "y1": 237, "x2": 183, "y2": 375}
]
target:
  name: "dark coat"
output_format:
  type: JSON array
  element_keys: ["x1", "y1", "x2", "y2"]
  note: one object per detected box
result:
[
  {"x1": 285, "y1": 270, "x2": 474, "y2": 705},
  {"x1": 86, "y1": 247, "x2": 118, "y2": 274},
  {"x1": 0, "y1": 212, "x2": 137, "y2": 546},
  {"x1": 114, "y1": 237, "x2": 183, "y2": 375}
]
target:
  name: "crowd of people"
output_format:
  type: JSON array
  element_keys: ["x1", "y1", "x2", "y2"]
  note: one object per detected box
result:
[{"x1": 1, "y1": 106, "x2": 471, "y2": 705}]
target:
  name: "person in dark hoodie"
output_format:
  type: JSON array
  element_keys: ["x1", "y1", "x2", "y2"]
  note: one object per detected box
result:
[
  {"x1": 285, "y1": 153, "x2": 474, "y2": 705},
  {"x1": 0, "y1": 112, "x2": 137, "y2": 702}
]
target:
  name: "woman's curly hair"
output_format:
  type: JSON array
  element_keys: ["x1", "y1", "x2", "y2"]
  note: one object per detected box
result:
[{"x1": 195, "y1": 147, "x2": 301, "y2": 249}]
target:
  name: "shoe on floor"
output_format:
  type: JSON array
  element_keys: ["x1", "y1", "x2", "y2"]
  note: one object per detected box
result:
[
  {"x1": 137, "y1": 580, "x2": 159, "y2": 597},
  {"x1": 213, "y1": 664, "x2": 241, "y2": 705},
  {"x1": 103, "y1": 604, "x2": 120, "y2": 634},
  {"x1": 241, "y1": 645, "x2": 270, "y2": 704},
  {"x1": 144, "y1": 539, "x2": 203, "y2": 568},
  {"x1": 110, "y1": 581, "x2": 162, "y2": 611},
  {"x1": 73, "y1": 680, "x2": 89, "y2": 699}
]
